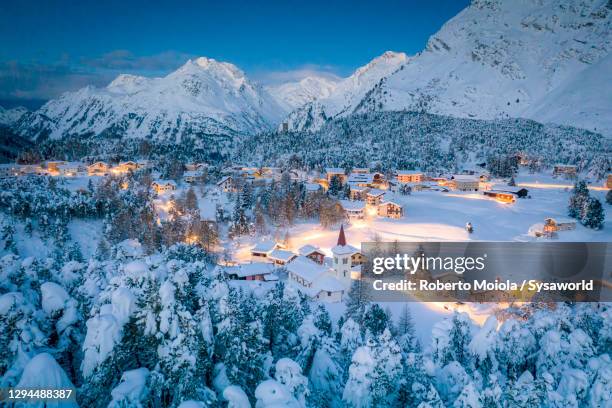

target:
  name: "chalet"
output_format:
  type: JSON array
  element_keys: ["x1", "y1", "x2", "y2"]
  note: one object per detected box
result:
[
  {"x1": 366, "y1": 189, "x2": 386, "y2": 206},
  {"x1": 450, "y1": 175, "x2": 480, "y2": 191},
  {"x1": 396, "y1": 171, "x2": 423, "y2": 184},
  {"x1": 87, "y1": 161, "x2": 110, "y2": 175},
  {"x1": 152, "y1": 179, "x2": 177, "y2": 194},
  {"x1": 115, "y1": 161, "x2": 139, "y2": 173},
  {"x1": 45, "y1": 161, "x2": 67, "y2": 174},
  {"x1": 286, "y1": 256, "x2": 345, "y2": 302},
  {"x1": 183, "y1": 170, "x2": 205, "y2": 184},
  {"x1": 251, "y1": 240, "x2": 277, "y2": 258},
  {"x1": 116, "y1": 239, "x2": 145, "y2": 260},
  {"x1": 224, "y1": 263, "x2": 276, "y2": 281},
  {"x1": 340, "y1": 200, "x2": 365, "y2": 220},
  {"x1": 268, "y1": 249, "x2": 297, "y2": 266},
  {"x1": 543, "y1": 218, "x2": 576, "y2": 233},
  {"x1": 57, "y1": 162, "x2": 85, "y2": 176},
  {"x1": 483, "y1": 190, "x2": 516, "y2": 203},
  {"x1": 553, "y1": 164, "x2": 577, "y2": 178},
  {"x1": 349, "y1": 185, "x2": 368, "y2": 201},
  {"x1": 326, "y1": 168, "x2": 347, "y2": 184},
  {"x1": 606, "y1": 174, "x2": 612, "y2": 189},
  {"x1": 216, "y1": 176, "x2": 235, "y2": 192},
  {"x1": 298, "y1": 244, "x2": 326, "y2": 265},
  {"x1": 378, "y1": 201, "x2": 403, "y2": 219}
]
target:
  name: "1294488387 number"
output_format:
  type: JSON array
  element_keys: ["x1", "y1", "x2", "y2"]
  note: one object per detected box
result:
[{"x1": 1, "y1": 388, "x2": 76, "y2": 401}]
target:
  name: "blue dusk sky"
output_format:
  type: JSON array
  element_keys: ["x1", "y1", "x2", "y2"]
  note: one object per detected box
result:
[{"x1": 0, "y1": 0, "x2": 469, "y2": 108}]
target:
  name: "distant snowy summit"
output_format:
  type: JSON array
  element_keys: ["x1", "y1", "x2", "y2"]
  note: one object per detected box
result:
[
  {"x1": 10, "y1": 0, "x2": 612, "y2": 142},
  {"x1": 13, "y1": 57, "x2": 287, "y2": 142},
  {"x1": 0, "y1": 105, "x2": 28, "y2": 126},
  {"x1": 282, "y1": 0, "x2": 612, "y2": 136}
]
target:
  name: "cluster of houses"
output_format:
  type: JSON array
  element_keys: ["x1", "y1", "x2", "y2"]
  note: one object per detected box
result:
[{"x1": 226, "y1": 225, "x2": 362, "y2": 302}]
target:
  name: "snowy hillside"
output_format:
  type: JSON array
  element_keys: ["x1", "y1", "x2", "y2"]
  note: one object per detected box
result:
[
  {"x1": 361, "y1": 0, "x2": 612, "y2": 135},
  {"x1": 284, "y1": 0, "x2": 612, "y2": 135},
  {"x1": 0, "y1": 105, "x2": 27, "y2": 126},
  {"x1": 266, "y1": 76, "x2": 339, "y2": 110},
  {"x1": 13, "y1": 57, "x2": 286, "y2": 142},
  {"x1": 283, "y1": 51, "x2": 408, "y2": 131}
]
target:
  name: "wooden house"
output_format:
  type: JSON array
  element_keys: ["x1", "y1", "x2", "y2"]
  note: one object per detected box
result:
[
  {"x1": 396, "y1": 171, "x2": 423, "y2": 184},
  {"x1": 224, "y1": 263, "x2": 276, "y2": 281},
  {"x1": 450, "y1": 175, "x2": 480, "y2": 191},
  {"x1": 298, "y1": 244, "x2": 326, "y2": 265},
  {"x1": 378, "y1": 201, "x2": 403, "y2": 219},
  {"x1": 483, "y1": 190, "x2": 516, "y2": 203},
  {"x1": 183, "y1": 170, "x2": 205, "y2": 184},
  {"x1": 268, "y1": 249, "x2": 297, "y2": 266},
  {"x1": 366, "y1": 189, "x2": 386, "y2": 206},
  {"x1": 250, "y1": 240, "x2": 277, "y2": 258},
  {"x1": 543, "y1": 218, "x2": 576, "y2": 233},
  {"x1": 152, "y1": 179, "x2": 177, "y2": 194},
  {"x1": 606, "y1": 174, "x2": 612, "y2": 189},
  {"x1": 216, "y1": 175, "x2": 235, "y2": 192},
  {"x1": 553, "y1": 164, "x2": 577, "y2": 178},
  {"x1": 88, "y1": 161, "x2": 110, "y2": 175},
  {"x1": 340, "y1": 200, "x2": 365, "y2": 220}
]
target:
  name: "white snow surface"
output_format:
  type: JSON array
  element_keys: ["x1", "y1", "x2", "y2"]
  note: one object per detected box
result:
[
  {"x1": 284, "y1": 0, "x2": 612, "y2": 136},
  {"x1": 0, "y1": 105, "x2": 27, "y2": 126},
  {"x1": 16, "y1": 353, "x2": 78, "y2": 408}
]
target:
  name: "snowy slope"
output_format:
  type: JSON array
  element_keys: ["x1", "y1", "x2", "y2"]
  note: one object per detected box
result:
[
  {"x1": 283, "y1": 51, "x2": 408, "y2": 131},
  {"x1": 0, "y1": 106, "x2": 27, "y2": 126},
  {"x1": 14, "y1": 57, "x2": 287, "y2": 142},
  {"x1": 284, "y1": 0, "x2": 611, "y2": 135},
  {"x1": 362, "y1": 0, "x2": 612, "y2": 135},
  {"x1": 266, "y1": 76, "x2": 339, "y2": 110}
]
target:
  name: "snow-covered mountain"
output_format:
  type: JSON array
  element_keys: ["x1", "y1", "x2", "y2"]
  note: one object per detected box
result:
[
  {"x1": 285, "y1": 0, "x2": 612, "y2": 135},
  {"x1": 266, "y1": 76, "x2": 339, "y2": 110},
  {"x1": 282, "y1": 51, "x2": 408, "y2": 131},
  {"x1": 14, "y1": 57, "x2": 286, "y2": 142},
  {"x1": 0, "y1": 106, "x2": 28, "y2": 126}
]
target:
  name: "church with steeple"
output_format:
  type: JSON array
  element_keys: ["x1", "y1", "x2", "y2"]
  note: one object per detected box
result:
[{"x1": 331, "y1": 224, "x2": 363, "y2": 286}]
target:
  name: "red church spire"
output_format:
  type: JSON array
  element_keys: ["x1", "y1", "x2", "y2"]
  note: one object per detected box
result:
[{"x1": 337, "y1": 224, "x2": 347, "y2": 246}]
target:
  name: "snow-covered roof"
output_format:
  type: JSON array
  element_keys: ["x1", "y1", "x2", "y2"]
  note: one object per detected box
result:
[
  {"x1": 313, "y1": 275, "x2": 345, "y2": 293},
  {"x1": 366, "y1": 188, "x2": 385, "y2": 197},
  {"x1": 116, "y1": 239, "x2": 144, "y2": 258},
  {"x1": 298, "y1": 244, "x2": 323, "y2": 257},
  {"x1": 268, "y1": 249, "x2": 296, "y2": 263},
  {"x1": 217, "y1": 175, "x2": 232, "y2": 185},
  {"x1": 286, "y1": 256, "x2": 329, "y2": 283},
  {"x1": 452, "y1": 174, "x2": 479, "y2": 182},
  {"x1": 380, "y1": 200, "x2": 402, "y2": 207},
  {"x1": 226, "y1": 262, "x2": 274, "y2": 278},
  {"x1": 348, "y1": 183, "x2": 368, "y2": 192},
  {"x1": 340, "y1": 200, "x2": 365, "y2": 211},
  {"x1": 251, "y1": 240, "x2": 277, "y2": 254},
  {"x1": 554, "y1": 164, "x2": 577, "y2": 168},
  {"x1": 153, "y1": 179, "x2": 177, "y2": 186},
  {"x1": 331, "y1": 244, "x2": 359, "y2": 256},
  {"x1": 326, "y1": 168, "x2": 345, "y2": 174},
  {"x1": 396, "y1": 170, "x2": 423, "y2": 175},
  {"x1": 348, "y1": 173, "x2": 374, "y2": 184}
]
